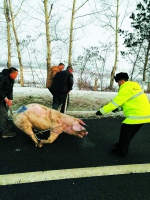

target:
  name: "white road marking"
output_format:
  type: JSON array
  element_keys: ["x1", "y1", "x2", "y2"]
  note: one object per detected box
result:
[{"x1": 1, "y1": 163, "x2": 150, "y2": 186}]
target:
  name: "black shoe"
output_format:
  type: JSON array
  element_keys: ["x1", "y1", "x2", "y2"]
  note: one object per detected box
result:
[
  {"x1": 2, "y1": 131, "x2": 16, "y2": 138},
  {"x1": 111, "y1": 148, "x2": 126, "y2": 157}
]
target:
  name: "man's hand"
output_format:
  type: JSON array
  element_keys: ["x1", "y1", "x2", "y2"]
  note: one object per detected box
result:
[
  {"x1": 96, "y1": 110, "x2": 102, "y2": 116},
  {"x1": 4, "y1": 98, "x2": 12, "y2": 107},
  {"x1": 112, "y1": 107, "x2": 122, "y2": 113}
]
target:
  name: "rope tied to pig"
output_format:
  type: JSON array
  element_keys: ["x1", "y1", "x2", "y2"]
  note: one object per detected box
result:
[{"x1": 9, "y1": 106, "x2": 13, "y2": 115}]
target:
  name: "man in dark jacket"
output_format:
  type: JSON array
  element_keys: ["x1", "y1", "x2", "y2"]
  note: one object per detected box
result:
[
  {"x1": 0, "y1": 67, "x2": 18, "y2": 138},
  {"x1": 51, "y1": 66, "x2": 73, "y2": 113}
]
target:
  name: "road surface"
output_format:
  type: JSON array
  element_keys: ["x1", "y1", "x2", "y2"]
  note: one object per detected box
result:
[{"x1": 0, "y1": 117, "x2": 150, "y2": 200}]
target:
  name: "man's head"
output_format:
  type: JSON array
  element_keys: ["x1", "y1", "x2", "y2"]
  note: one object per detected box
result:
[
  {"x1": 8, "y1": 67, "x2": 18, "y2": 80},
  {"x1": 58, "y1": 63, "x2": 65, "y2": 71},
  {"x1": 67, "y1": 66, "x2": 73, "y2": 73},
  {"x1": 114, "y1": 72, "x2": 129, "y2": 86}
]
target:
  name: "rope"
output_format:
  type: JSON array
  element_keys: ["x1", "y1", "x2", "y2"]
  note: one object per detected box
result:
[{"x1": 9, "y1": 106, "x2": 13, "y2": 115}]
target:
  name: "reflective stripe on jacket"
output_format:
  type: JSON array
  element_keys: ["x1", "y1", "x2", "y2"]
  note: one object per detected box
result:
[{"x1": 100, "y1": 81, "x2": 150, "y2": 124}]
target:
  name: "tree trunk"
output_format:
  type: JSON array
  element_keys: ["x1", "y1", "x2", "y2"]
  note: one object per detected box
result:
[
  {"x1": 143, "y1": 40, "x2": 150, "y2": 82},
  {"x1": 130, "y1": 42, "x2": 143, "y2": 80},
  {"x1": 109, "y1": 0, "x2": 119, "y2": 90},
  {"x1": 4, "y1": 0, "x2": 11, "y2": 68},
  {"x1": 44, "y1": 0, "x2": 52, "y2": 88},
  {"x1": 147, "y1": 81, "x2": 150, "y2": 91},
  {"x1": 68, "y1": 0, "x2": 76, "y2": 66},
  {"x1": 9, "y1": 0, "x2": 24, "y2": 86},
  {"x1": 141, "y1": 40, "x2": 150, "y2": 90}
]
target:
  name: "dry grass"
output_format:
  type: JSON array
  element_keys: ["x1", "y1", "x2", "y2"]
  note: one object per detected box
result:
[
  {"x1": 12, "y1": 94, "x2": 108, "y2": 111},
  {"x1": 11, "y1": 86, "x2": 150, "y2": 119}
]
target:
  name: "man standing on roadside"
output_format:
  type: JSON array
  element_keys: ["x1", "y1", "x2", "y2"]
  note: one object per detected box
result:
[
  {"x1": 0, "y1": 67, "x2": 18, "y2": 138},
  {"x1": 51, "y1": 66, "x2": 73, "y2": 113},
  {"x1": 46, "y1": 63, "x2": 65, "y2": 95}
]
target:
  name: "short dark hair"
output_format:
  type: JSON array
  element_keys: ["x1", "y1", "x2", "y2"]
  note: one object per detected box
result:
[
  {"x1": 8, "y1": 67, "x2": 18, "y2": 74},
  {"x1": 114, "y1": 72, "x2": 129, "y2": 82},
  {"x1": 67, "y1": 66, "x2": 73, "y2": 71},
  {"x1": 58, "y1": 63, "x2": 64, "y2": 66}
]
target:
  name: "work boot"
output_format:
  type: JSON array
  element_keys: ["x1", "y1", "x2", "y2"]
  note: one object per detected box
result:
[
  {"x1": 114, "y1": 143, "x2": 120, "y2": 149},
  {"x1": 111, "y1": 148, "x2": 126, "y2": 157},
  {"x1": 2, "y1": 131, "x2": 16, "y2": 138}
]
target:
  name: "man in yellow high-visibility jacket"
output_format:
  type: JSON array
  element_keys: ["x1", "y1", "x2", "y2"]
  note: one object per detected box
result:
[{"x1": 96, "y1": 72, "x2": 150, "y2": 157}]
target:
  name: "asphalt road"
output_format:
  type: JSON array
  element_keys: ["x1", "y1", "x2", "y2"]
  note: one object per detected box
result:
[{"x1": 0, "y1": 117, "x2": 150, "y2": 200}]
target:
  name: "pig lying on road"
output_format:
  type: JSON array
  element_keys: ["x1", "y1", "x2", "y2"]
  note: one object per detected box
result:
[{"x1": 12, "y1": 103, "x2": 88, "y2": 147}]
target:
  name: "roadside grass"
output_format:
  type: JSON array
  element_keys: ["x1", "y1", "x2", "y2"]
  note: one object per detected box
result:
[{"x1": 12, "y1": 93, "x2": 110, "y2": 111}]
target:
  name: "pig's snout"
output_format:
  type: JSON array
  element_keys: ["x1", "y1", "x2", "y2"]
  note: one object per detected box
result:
[
  {"x1": 75, "y1": 129, "x2": 88, "y2": 138},
  {"x1": 76, "y1": 130, "x2": 88, "y2": 138},
  {"x1": 71, "y1": 121, "x2": 88, "y2": 138}
]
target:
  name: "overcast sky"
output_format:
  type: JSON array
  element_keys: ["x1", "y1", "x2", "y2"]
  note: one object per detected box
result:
[{"x1": 0, "y1": 0, "x2": 139, "y2": 73}]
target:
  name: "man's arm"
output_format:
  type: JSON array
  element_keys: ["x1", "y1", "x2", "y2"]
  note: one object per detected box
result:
[
  {"x1": 67, "y1": 74, "x2": 73, "y2": 91},
  {"x1": 0, "y1": 76, "x2": 7, "y2": 100},
  {"x1": 96, "y1": 87, "x2": 132, "y2": 115},
  {"x1": 51, "y1": 68, "x2": 59, "y2": 79}
]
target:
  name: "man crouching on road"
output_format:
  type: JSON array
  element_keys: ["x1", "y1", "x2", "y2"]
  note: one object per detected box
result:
[
  {"x1": 0, "y1": 67, "x2": 18, "y2": 138},
  {"x1": 96, "y1": 72, "x2": 150, "y2": 157}
]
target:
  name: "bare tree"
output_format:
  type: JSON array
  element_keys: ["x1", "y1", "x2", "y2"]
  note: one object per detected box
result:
[
  {"x1": 8, "y1": 0, "x2": 25, "y2": 86},
  {"x1": 92, "y1": 0, "x2": 134, "y2": 89},
  {"x1": 120, "y1": 30, "x2": 145, "y2": 81},
  {"x1": 4, "y1": 0, "x2": 11, "y2": 68},
  {"x1": 43, "y1": 0, "x2": 53, "y2": 87},
  {"x1": 68, "y1": 0, "x2": 76, "y2": 66},
  {"x1": 75, "y1": 43, "x2": 113, "y2": 90},
  {"x1": 120, "y1": 0, "x2": 150, "y2": 89},
  {"x1": 68, "y1": 0, "x2": 89, "y2": 66},
  {"x1": 109, "y1": 0, "x2": 119, "y2": 89}
]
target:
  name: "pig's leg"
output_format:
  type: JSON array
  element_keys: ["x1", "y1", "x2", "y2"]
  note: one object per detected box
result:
[
  {"x1": 15, "y1": 116, "x2": 43, "y2": 147},
  {"x1": 40, "y1": 131, "x2": 59, "y2": 144},
  {"x1": 30, "y1": 133, "x2": 43, "y2": 147},
  {"x1": 22, "y1": 126, "x2": 43, "y2": 147}
]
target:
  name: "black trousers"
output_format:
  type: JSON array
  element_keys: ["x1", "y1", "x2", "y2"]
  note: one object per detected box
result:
[
  {"x1": 117, "y1": 123, "x2": 143, "y2": 155},
  {"x1": 48, "y1": 88, "x2": 53, "y2": 95},
  {"x1": 0, "y1": 101, "x2": 11, "y2": 134},
  {"x1": 52, "y1": 93, "x2": 69, "y2": 113}
]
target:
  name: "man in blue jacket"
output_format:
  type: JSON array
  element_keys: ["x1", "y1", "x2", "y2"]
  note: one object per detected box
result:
[
  {"x1": 0, "y1": 67, "x2": 18, "y2": 138},
  {"x1": 51, "y1": 66, "x2": 73, "y2": 113}
]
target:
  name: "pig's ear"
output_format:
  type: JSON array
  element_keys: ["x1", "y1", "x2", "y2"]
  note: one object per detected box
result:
[{"x1": 72, "y1": 124, "x2": 84, "y2": 131}]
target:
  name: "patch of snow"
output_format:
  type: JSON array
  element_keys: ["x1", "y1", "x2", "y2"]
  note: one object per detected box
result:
[{"x1": 13, "y1": 86, "x2": 150, "y2": 118}]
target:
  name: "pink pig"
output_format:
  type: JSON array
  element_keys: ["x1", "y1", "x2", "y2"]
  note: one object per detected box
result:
[{"x1": 12, "y1": 103, "x2": 88, "y2": 147}]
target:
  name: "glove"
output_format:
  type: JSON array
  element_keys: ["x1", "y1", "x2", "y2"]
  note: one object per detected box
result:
[
  {"x1": 112, "y1": 107, "x2": 122, "y2": 113},
  {"x1": 112, "y1": 108, "x2": 118, "y2": 113},
  {"x1": 96, "y1": 110, "x2": 102, "y2": 116}
]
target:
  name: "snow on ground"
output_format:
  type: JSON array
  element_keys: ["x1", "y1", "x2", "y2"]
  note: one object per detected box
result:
[
  {"x1": 13, "y1": 86, "x2": 118, "y2": 118},
  {"x1": 12, "y1": 86, "x2": 119, "y2": 118},
  {"x1": 13, "y1": 85, "x2": 150, "y2": 118},
  {"x1": 13, "y1": 85, "x2": 117, "y2": 98}
]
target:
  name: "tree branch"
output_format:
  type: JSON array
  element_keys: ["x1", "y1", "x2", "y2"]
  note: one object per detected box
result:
[
  {"x1": 75, "y1": 0, "x2": 89, "y2": 13},
  {"x1": 49, "y1": 3, "x2": 53, "y2": 18}
]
